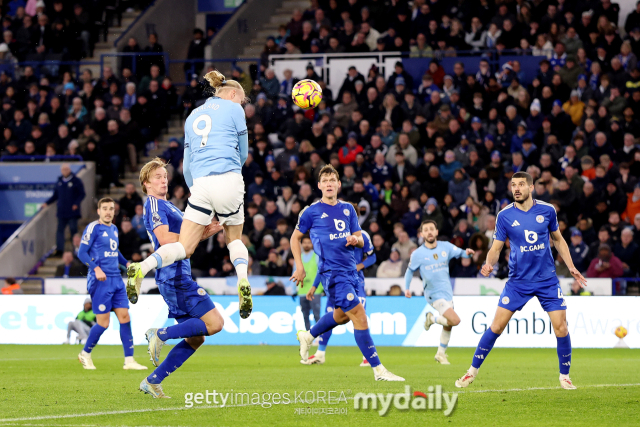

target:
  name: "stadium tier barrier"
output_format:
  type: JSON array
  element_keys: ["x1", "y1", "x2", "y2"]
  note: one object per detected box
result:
[
  {"x1": 40, "y1": 276, "x2": 616, "y2": 297},
  {"x1": 269, "y1": 49, "x2": 553, "y2": 103},
  {"x1": 0, "y1": 295, "x2": 637, "y2": 348}
]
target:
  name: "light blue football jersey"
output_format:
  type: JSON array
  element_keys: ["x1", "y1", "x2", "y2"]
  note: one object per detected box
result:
[
  {"x1": 493, "y1": 200, "x2": 559, "y2": 291},
  {"x1": 407, "y1": 241, "x2": 469, "y2": 303},
  {"x1": 296, "y1": 200, "x2": 361, "y2": 273},
  {"x1": 143, "y1": 196, "x2": 192, "y2": 283},
  {"x1": 184, "y1": 96, "x2": 248, "y2": 178}
]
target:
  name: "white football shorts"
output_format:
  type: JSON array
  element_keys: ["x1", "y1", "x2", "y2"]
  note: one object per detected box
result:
[
  {"x1": 431, "y1": 299, "x2": 454, "y2": 315},
  {"x1": 184, "y1": 172, "x2": 245, "y2": 226}
]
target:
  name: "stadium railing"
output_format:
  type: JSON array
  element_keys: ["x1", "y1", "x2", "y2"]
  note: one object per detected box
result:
[
  {"x1": 112, "y1": 0, "x2": 158, "y2": 47},
  {"x1": 611, "y1": 277, "x2": 640, "y2": 295},
  {"x1": 0, "y1": 155, "x2": 84, "y2": 163}
]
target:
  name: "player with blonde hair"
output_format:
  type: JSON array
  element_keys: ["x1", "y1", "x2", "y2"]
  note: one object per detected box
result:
[{"x1": 126, "y1": 70, "x2": 253, "y2": 319}]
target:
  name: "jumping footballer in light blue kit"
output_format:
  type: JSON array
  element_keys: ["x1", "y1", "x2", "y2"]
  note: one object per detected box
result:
[
  {"x1": 126, "y1": 71, "x2": 253, "y2": 320},
  {"x1": 404, "y1": 219, "x2": 475, "y2": 365},
  {"x1": 77, "y1": 198, "x2": 147, "y2": 371},
  {"x1": 290, "y1": 165, "x2": 403, "y2": 381},
  {"x1": 455, "y1": 172, "x2": 587, "y2": 390}
]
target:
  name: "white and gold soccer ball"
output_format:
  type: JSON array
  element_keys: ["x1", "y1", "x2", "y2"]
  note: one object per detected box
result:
[
  {"x1": 615, "y1": 326, "x2": 628, "y2": 339},
  {"x1": 292, "y1": 79, "x2": 323, "y2": 109}
]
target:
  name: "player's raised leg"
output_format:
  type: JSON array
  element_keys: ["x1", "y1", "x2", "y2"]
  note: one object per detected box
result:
[
  {"x1": 548, "y1": 309, "x2": 576, "y2": 389},
  {"x1": 224, "y1": 223, "x2": 252, "y2": 319},
  {"x1": 455, "y1": 306, "x2": 513, "y2": 388}
]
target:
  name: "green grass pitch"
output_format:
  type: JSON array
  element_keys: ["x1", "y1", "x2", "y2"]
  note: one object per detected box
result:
[{"x1": 0, "y1": 345, "x2": 639, "y2": 427}]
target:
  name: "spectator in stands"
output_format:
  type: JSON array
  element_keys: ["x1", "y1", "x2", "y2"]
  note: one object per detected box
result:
[
  {"x1": 55, "y1": 251, "x2": 87, "y2": 278},
  {"x1": 376, "y1": 248, "x2": 403, "y2": 278},
  {"x1": 118, "y1": 218, "x2": 140, "y2": 260},
  {"x1": 42, "y1": 163, "x2": 85, "y2": 256},
  {"x1": 119, "y1": 183, "x2": 142, "y2": 218},
  {"x1": 184, "y1": 28, "x2": 205, "y2": 81},
  {"x1": 587, "y1": 244, "x2": 624, "y2": 279},
  {"x1": 1, "y1": 277, "x2": 23, "y2": 294}
]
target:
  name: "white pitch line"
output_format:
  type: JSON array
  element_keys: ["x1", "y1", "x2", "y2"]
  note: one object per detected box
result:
[
  {"x1": 2, "y1": 383, "x2": 639, "y2": 423},
  {"x1": 1, "y1": 356, "x2": 124, "y2": 362}
]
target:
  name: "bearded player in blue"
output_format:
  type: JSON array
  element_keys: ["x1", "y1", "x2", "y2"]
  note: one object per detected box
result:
[
  {"x1": 455, "y1": 172, "x2": 587, "y2": 390},
  {"x1": 77, "y1": 197, "x2": 147, "y2": 371},
  {"x1": 404, "y1": 220, "x2": 475, "y2": 365},
  {"x1": 302, "y1": 216, "x2": 377, "y2": 367},
  {"x1": 290, "y1": 165, "x2": 403, "y2": 381},
  {"x1": 137, "y1": 158, "x2": 225, "y2": 398}
]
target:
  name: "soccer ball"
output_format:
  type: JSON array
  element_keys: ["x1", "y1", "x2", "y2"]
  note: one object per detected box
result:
[
  {"x1": 615, "y1": 326, "x2": 628, "y2": 339},
  {"x1": 292, "y1": 79, "x2": 322, "y2": 109}
]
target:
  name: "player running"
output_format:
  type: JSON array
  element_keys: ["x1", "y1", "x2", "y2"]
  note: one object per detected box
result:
[
  {"x1": 290, "y1": 165, "x2": 404, "y2": 381},
  {"x1": 137, "y1": 158, "x2": 225, "y2": 399},
  {"x1": 455, "y1": 172, "x2": 587, "y2": 390},
  {"x1": 76, "y1": 197, "x2": 147, "y2": 371},
  {"x1": 404, "y1": 220, "x2": 475, "y2": 365},
  {"x1": 126, "y1": 70, "x2": 252, "y2": 319},
  {"x1": 303, "y1": 205, "x2": 376, "y2": 367}
]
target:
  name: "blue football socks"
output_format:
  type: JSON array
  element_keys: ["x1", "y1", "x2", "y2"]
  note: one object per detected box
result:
[
  {"x1": 557, "y1": 334, "x2": 572, "y2": 375},
  {"x1": 354, "y1": 329, "x2": 381, "y2": 367},
  {"x1": 310, "y1": 311, "x2": 338, "y2": 338},
  {"x1": 83, "y1": 324, "x2": 107, "y2": 353},
  {"x1": 119, "y1": 321, "x2": 134, "y2": 357},
  {"x1": 471, "y1": 328, "x2": 501, "y2": 369},
  {"x1": 147, "y1": 339, "x2": 196, "y2": 384},
  {"x1": 158, "y1": 318, "x2": 208, "y2": 341}
]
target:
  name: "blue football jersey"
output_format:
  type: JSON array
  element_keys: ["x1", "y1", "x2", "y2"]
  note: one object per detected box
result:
[
  {"x1": 144, "y1": 196, "x2": 193, "y2": 282},
  {"x1": 296, "y1": 200, "x2": 361, "y2": 273},
  {"x1": 354, "y1": 230, "x2": 374, "y2": 283},
  {"x1": 493, "y1": 200, "x2": 559, "y2": 290},
  {"x1": 184, "y1": 96, "x2": 247, "y2": 179},
  {"x1": 408, "y1": 241, "x2": 468, "y2": 302},
  {"x1": 81, "y1": 221, "x2": 122, "y2": 276}
]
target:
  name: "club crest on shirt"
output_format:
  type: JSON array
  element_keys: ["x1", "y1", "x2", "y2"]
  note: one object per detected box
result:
[
  {"x1": 441, "y1": 251, "x2": 447, "y2": 258},
  {"x1": 152, "y1": 212, "x2": 162, "y2": 226},
  {"x1": 343, "y1": 209, "x2": 350, "y2": 216},
  {"x1": 502, "y1": 297, "x2": 510, "y2": 305},
  {"x1": 346, "y1": 293, "x2": 355, "y2": 301},
  {"x1": 536, "y1": 215, "x2": 544, "y2": 223},
  {"x1": 197, "y1": 288, "x2": 207, "y2": 296}
]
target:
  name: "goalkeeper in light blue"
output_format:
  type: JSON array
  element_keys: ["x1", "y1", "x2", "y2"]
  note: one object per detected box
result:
[
  {"x1": 126, "y1": 70, "x2": 253, "y2": 320},
  {"x1": 404, "y1": 220, "x2": 474, "y2": 365}
]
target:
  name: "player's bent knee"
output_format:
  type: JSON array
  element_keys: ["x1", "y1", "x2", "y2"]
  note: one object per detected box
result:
[
  {"x1": 206, "y1": 320, "x2": 223, "y2": 336},
  {"x1": 449, "y1": 317, "x2": 461, "y2": 327},
  {"x1": 554, "y1": 325, "x2": 569, "y2": 337},
  {"x1": 186, "y1": 335, "x2": 205, "y2": 349}
]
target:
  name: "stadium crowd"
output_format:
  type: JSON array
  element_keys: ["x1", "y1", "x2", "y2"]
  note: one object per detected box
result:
[{"x1": 1, "y1": 0, "x2": 639, "y2": 293}]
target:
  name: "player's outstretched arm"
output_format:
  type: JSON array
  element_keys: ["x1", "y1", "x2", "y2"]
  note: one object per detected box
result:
[
  {"x1": 289, "y1": 229, "x2": 306, "y2": 287},
  {"x1": 153, "y1": 224, "x2": 180, "y2": 246},
  {"x1": 481, "y1": 239, "x2": 504, "y2": 276},
  {"x1": 551, "y1": 230, "x2": 587, "y2": 288}
]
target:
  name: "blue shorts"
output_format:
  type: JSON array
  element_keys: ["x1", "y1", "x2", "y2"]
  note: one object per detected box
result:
[
  {"x1": 325, "y1": 280, "x2": 366, "y2": 312},
  {"x1": 320, "y1": 270, "x2": 362, "y2": 312},
  {"x1": 158, "y1": 277, "x2": 215, "y2": 319},
  {"x1": 87, "y1": 275, "x2": 129, "y2": 314},
  {"x1": 498, "y1": 282, "x2": 567, "y2": 313}
]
